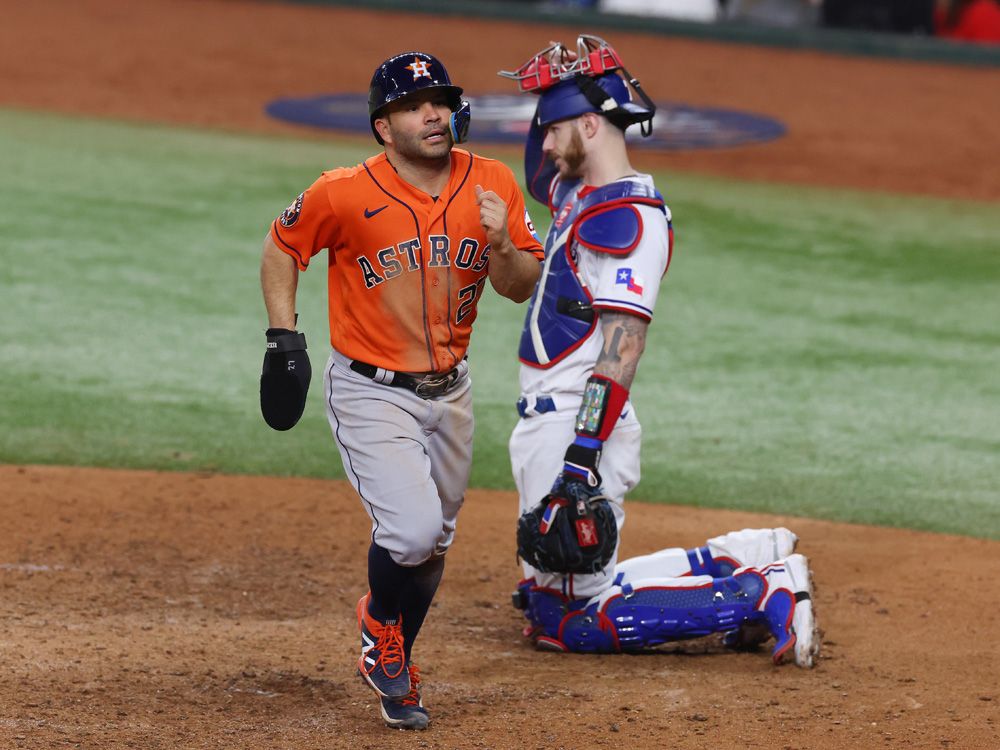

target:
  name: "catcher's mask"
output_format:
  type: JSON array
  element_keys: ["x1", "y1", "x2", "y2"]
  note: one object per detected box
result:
[
  {"x1": 368, "y1": 51, "x2": 471, "y2": 145},
  {"x1": 499, "y1": 34, "x2": 655, "y2": 135}
]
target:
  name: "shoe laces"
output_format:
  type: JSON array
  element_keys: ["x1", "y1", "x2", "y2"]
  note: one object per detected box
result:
[
  {"x1": 400, "y1": 664, "x2": 421, "y2": 707},
  {"x1": 373, "y1": 621, "x2": 405, "y2": 673}
]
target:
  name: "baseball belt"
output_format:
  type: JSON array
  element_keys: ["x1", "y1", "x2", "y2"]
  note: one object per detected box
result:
[
  {"x1": 516, "y1": 395, "x2": 557, "y2": 418},
  {"x1": 350, "y1": 359, "x2": 466, "y2": 399}
]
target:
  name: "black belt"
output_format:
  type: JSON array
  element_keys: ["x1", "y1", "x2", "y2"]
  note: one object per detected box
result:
[{"x1": 350, "y1": 359, "x2": 465, "y2": 399}]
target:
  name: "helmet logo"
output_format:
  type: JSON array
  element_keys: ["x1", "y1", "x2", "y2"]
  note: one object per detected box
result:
[{"x1": 405, "y1": 58, "x2": 432, "y2": 80}]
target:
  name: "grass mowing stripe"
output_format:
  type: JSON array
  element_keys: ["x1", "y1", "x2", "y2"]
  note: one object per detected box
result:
[{"x1": 1, "y1": 108, "x2": 998, "y2": 538}]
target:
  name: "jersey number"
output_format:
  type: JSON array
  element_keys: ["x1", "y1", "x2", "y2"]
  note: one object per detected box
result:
[{"x1": 456, "y1": 279, "x2": 487, "y2": 324}]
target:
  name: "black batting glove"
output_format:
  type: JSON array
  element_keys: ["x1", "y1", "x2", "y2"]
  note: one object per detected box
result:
[{"x1": 260, "y1": 327, "x2": 310, "y2": 431}]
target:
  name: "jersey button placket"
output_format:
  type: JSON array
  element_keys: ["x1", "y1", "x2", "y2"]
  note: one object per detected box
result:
[{"x1": 426, "y1": 192, "x2": 453, "y2": 368}]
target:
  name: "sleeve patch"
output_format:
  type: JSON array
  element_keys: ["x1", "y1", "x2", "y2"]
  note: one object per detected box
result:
[
  {"x1": 614, "y1": 267, "x2": 644, "y2": 295},
  {"x1": 524, "y1": 208, "x2": 540, "y2": 243},
  {"x1": 279, "y1": 192, "x2": 304, "y2": 228}
]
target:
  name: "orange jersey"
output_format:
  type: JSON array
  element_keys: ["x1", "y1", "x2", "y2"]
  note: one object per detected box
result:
[{"x1": 270, "y1": 149, "x2": 543, "y2": 374}]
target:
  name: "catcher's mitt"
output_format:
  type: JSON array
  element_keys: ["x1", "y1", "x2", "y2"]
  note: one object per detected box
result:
[{"x1": 517, "y1": 476, "x2": 617, "y2": 575}]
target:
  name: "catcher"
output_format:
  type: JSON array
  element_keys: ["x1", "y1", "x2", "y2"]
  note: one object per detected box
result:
[{"x1": 501, "y1": 36, "x2": 819, "y2": 665}]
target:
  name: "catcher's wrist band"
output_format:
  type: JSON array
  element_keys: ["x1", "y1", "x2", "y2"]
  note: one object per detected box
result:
[
  {"x1": 575, "y1": 374, "x2": 629, "y2": 442},
  {"x1": 563, "y1": 437, "x2": 603, "y2": 487}
]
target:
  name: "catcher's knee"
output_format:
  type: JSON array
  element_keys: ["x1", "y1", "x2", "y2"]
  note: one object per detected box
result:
[{"x1": 514, "y1": 585, "x2": 620, "y2": 654}]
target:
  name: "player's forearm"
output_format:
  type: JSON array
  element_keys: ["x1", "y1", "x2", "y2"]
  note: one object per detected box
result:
[
  {"x1": 260, "y1": 236, "x2": 300, "y2": 329},
  {"x1": 592, "y1": 311, "x2": 648, "y2": 389},
  {"x1": 488, "y1": 239, "x2": 541, "y2": 302}
]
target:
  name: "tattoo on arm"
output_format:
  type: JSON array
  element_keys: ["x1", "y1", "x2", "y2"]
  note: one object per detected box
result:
[{"x1": 594, "y1": 312, "x2": 648, "y2": 388}]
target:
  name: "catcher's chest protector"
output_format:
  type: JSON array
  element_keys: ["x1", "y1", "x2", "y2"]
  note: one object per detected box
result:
[{"x1": 518, "y1": 179, "x2": 665, "y2": 368}]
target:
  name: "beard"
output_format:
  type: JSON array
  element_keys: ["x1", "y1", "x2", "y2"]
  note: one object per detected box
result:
[
  {"x1": 388, "y1": 120, "x2": 454, "y2": 164},
  {"x1": 553, "y1": 127, "x2": 586, "y2": 179}
]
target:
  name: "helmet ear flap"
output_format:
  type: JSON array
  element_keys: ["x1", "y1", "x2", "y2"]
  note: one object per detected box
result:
[{"x1": 449, "y1": 100, "x2": 471, "y2": 144}]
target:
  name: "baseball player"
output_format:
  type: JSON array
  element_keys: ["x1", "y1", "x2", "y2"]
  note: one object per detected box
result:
[
  {"x1": 259, "y1": 51, "x2": 543, "y2": 730},
  {"x1": 501, "y1": 36, "x2": 819, "y2": 665}
]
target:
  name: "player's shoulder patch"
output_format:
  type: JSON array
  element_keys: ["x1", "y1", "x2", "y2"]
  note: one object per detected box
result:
[
  {"x1": 279, "y1": 192, "x2": 304, "y2": 228},
  {"x1": 523, "y1": 207, "x2": 541, "y2": 246}
]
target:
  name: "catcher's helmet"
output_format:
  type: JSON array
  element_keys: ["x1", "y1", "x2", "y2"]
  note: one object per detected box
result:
[
  {"x1": 368, "y1": 51, "x2": 468, "y2": 145},
  {"x1": 536, "y1": 73, "x2": 654, "y2": 132}
]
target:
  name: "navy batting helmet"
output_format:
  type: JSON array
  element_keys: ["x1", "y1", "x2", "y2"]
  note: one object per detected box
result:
[{"x1": 368, "y1": 52, "x2": 468, "y2": 145}]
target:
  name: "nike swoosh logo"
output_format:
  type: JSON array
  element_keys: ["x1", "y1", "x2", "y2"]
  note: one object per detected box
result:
[
  {"x1": 364, "y1": 205, "x2": 388, "y2": 219},
  {"x1": 620, "y1": 410, "x2": 629, "y2": 420}
]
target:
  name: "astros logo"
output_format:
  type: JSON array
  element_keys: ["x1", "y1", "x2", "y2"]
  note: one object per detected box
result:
[{"x1": 406, "y1": 58, "x2": 432, "y2": 80}]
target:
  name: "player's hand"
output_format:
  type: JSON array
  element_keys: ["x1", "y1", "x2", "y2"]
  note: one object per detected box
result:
[{"x1": 475, "y1": 184, "x2": 512, "y2": 250}]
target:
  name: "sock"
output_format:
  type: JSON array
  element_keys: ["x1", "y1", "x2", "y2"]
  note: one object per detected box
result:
[
  {"x1": 400, "y1": 556, "x2": 445, "y2": 661},
  {"x1": 366, "y1": 542, "x2": 411, "y2": 623}
]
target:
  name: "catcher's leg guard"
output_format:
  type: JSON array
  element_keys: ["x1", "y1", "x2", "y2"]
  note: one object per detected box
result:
[
  {"x1": 595, "y1": 571, "x2": 766, "y2": 651},
  {"x1": 556, "y1": 605, "x2": 620, "y2": 653},
  {"x1": 515, "y1": 585, "x2": 619, "y2": 653},
  {"x1": 755, "y1": 554, "x2": 819, "y2": 668},
  {"x1": 512, "y1": 578, "x2": 544, "y2": 639}
]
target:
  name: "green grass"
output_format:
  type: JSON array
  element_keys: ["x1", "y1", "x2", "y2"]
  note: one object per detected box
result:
[{"x1": 1, "y1": 108, "x2": 998, "y2": 538}]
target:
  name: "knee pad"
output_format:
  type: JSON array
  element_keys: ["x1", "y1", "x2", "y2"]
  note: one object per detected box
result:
[
  {"x1": 556, "y1": 606, "x2": 620, "y2": 653},
  {"x1": 515, "y1": 585, "x2": 564, "y2": 636},
  {"x1": 517, "y1": 586, "x2": 619, "y2": 653}
]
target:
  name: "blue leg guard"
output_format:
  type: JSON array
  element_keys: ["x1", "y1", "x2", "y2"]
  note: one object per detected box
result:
[
  {"x1": 599, "y1": 570, "x2": 766, "y2": 651},
  {"x1": 518, "y1": 586, "x2": 619, "y2": 653},
  {"x1": 557, "y1": 605, "x2": 620, "y2": 653},
  {"x1": 517, "y1": 571, "x2": 769, "y2": 654}
]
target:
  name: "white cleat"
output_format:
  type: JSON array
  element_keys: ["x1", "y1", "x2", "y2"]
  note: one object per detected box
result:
[{"x1": 788, "y1": 556, "x2": 820, "y2": 668}]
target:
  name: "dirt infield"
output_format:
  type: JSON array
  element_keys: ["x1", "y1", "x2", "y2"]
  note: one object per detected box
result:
[
  {"x1": 3, "y1": 466, "x2": 999, "y2": 749},
  {"x1": 2, "y1": 1, "x2": 999, "y2": 747}
]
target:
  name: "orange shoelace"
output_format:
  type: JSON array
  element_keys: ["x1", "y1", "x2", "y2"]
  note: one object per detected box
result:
[
  {"x1": 400, "y1": 664, "x2": 422, "y2": 707},
  {"x1": 373, "y1": 622, "x2": 405, "y2": 676}
]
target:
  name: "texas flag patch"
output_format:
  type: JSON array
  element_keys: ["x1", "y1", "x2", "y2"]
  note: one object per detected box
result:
[{"x1": 616, "y1": 268, "x2": 644, "y2": 295}]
